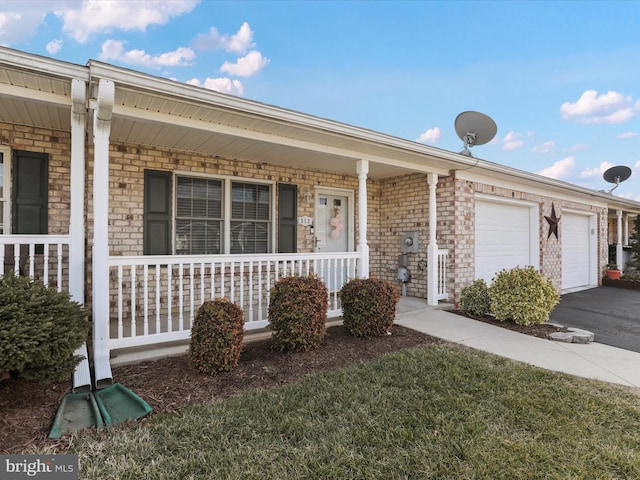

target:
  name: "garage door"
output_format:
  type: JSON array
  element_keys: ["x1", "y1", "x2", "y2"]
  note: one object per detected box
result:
[
  {"x1": 562, "y1": 213, "x2": 591, "y2": 290},
  {"x1": 475, "y1": 200, "x2": 533, "y2": 284}
]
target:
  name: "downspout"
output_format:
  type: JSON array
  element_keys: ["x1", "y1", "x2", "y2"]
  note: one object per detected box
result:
[
  {"x1": 427, "y1": 173, "x2": 439, "y2": 306},
  {"x1": 70, "y1": 78, "x2": 91, "y2": 392},
  {"x1": 92, "y1": 79, "x2": 114, "y2": 389},
  {"x1": 357, "y1": 159, "x2": 369, "y2": 278}
]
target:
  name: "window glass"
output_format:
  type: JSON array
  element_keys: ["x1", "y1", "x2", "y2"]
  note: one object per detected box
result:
[
  {"x1": 231, "y1": 182, "x2": 271, "y2": 254},
  {"x1": 175, "y1": 177, "x2": 223, "y2": 255}
]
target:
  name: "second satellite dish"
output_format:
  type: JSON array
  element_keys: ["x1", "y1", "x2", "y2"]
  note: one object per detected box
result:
[
  {"x1": 455, "y1": 111, "x2": 497, "y2": 157},
  {"x1": 603, "y1": 165, "x2": 632, "y2": 193}
]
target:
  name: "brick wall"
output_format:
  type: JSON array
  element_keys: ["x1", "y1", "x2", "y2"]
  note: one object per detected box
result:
[
  {"x1": 374, "y1": 173, "x2": 430, "y2": 298},
  {"x1": 97, "y1": 142, "x2": 360, "y2": 257},
  {"x1": 0, "y1": 122, "x2": 71, "y2": 235}
]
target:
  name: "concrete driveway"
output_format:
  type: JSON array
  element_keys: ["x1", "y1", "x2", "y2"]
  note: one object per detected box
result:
[{"x1": 550, "y1": 287, "x2": 640, "y2": 353}]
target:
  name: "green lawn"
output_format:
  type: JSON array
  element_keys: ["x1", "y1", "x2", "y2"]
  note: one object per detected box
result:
[{"x1": 73, "y1": 344, "x2": 640, "y2": 479}]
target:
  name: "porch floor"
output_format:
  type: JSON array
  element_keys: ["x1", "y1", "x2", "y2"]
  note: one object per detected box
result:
[{"x1": 109, "y1": 296, "x2": 453, "y2": 366}]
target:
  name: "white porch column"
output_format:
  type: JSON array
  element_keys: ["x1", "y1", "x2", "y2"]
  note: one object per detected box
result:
[
  {"x1": 624, "y1": 214, "x2": 630, "y2": 246},
  {"x1": 69, "y1": 79, "x2": 86, "y2": 304},
  {"x1": 70, "y1": 78, "x2": 91, "y2": 392},
  {"x1": 616, "y1": 209, "x2": 624, "y2": 272},
  {"x1": 427, "y1": 173, "x2": 439, "y2": 306},
  {"x1": 356, "y1": 159, "x2": 369, "y2": 278},
  {"x1": 92, "y1": 79, "x2": 114, "y2": 389}
]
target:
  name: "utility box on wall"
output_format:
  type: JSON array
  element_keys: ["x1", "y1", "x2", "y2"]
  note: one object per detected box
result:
[{"x1": 400, "y1": 232, "x2": 419, "y2": 253}]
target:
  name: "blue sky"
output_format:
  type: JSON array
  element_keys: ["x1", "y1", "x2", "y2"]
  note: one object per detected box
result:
[{"x1": 2, "y1": 0, "x2": 640, "y2": 199}]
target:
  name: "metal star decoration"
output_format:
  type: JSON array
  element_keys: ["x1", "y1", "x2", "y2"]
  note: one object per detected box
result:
[{"x1": 544, "y1": 203, "x2": 560, "y2": 239}]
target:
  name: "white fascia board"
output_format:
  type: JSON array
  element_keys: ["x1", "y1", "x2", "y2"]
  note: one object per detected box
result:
[
  {"x1": 456, "y1": 168, "x2": 632, "y2": 211},
  {"x1": 0, "y1": 46, "x2": 88, "y2": 80}
]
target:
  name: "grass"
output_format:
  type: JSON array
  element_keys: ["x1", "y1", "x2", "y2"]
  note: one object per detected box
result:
[{"x1": 71, "y1": 344, "x2": 640, "y2": 479}]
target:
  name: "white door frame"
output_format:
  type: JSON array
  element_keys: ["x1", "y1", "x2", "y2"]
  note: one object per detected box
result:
[{"x1": 314, "y1": 186, "x2": 355, "y2": 252}]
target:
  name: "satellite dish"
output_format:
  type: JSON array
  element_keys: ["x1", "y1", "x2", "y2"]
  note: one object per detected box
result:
[
  {"x1": 603, "y1": 165, "x2": 632, "y2": 193},
  {"x1": 455, "y1": 111, "x2": 497, "y2": 157}
]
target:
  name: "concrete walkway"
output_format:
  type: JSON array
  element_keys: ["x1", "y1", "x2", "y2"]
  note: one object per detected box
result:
[{"x1": 395, "y1": 304, "x2": 640, "y2": 388}]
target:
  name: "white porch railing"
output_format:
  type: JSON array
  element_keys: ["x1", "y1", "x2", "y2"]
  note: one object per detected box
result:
[
  {"x1": 437, "y1": 248, "x2": 448, "y2": 301},
  {"x1": 108, "y1": 252, "x2": 361, "y2": 350},
  {"x1": 0, "y1": 235, "x2": 70, "y2": 290}
]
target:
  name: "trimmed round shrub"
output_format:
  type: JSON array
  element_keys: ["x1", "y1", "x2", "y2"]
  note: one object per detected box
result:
[
  {"x1": 190, "y1": 299, "x2": 245, "y2": 374},
  {"x1": 268, "y1": 275, "x2": 328, "y2": 352},
  {"x1": 0, "y1": 273, "x2": 90, "y2": 382},
  {"x1": 488, "y1": 266, "x2": 560, "y2": 326},
  {"x1": 460, "y1": 279, "x2": 491, "y2": 317},
  {"x1": 340, "y1": 278, "x2": 399, "y2": 337}
]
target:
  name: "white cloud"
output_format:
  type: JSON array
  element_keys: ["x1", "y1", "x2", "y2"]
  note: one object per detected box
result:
[
  {"x1": 0, "y1": 8, "x2": 47, "y2": 46},
  {"x1": 417, "y1": 127, "x2": 441, "y2": 144},
  {"x1": 55, "y1": 0, "x2": 200, "y2": 43},
  {"x1": 560, "y1": 90, "x2": 640, "y2": 125},
  {"x1": 220, "y1": 50, "x2": 270, "y2": 77},
  {"x1": 531, "y1": 140, "x2": 555, "y2": 154},
  {"x1": 617, "y1": 131, "x2": 638, "y2": 139},
  {"x1": 46, "y1": 39, "x2": 63, "y2": 54},
  {"x1": 566, "y1": 143, "x2": 589, "y2": 153},
  {"x1": 99, "y1": 39, "x2": 195, "y2": 68},
  {"x1": 0, "y1": 1, "x2": 199, "y2": 45},
  {"x1": 636, "y1": 160, "x2": 640, "y2": 169},
  {"x1": 537, "y1": 156, "x2": 575, "y2": 180},
  {"x1": 194, "y1": 22, "x2": 255, "y2": 54},
  {"x1": 502, "y1": 131, "x2": 524, "y2": 151},
  {"x1": 187, "y1": 77, "x2": 244, "y2": 96},
  {"x1": 580, "y1": 161, "x2": 615, "y2": 179}
]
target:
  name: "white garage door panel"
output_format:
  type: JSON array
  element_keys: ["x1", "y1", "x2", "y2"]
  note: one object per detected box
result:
[
  {"x1": 562, "y1": 213, "x2": 590, "y2": 289},
  {"x1": 475, "y1": 201, "x2": 531, "y2": 284}
]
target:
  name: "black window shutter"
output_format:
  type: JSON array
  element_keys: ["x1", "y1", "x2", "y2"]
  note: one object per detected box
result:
[
  {"x1": 144, "y1": 170, "x2": 172, "y2": 255},
  {"x1": 12, "y1": 151, "x2": 48, "y2": 234},
  {"x1": 277, "y1": 183, "x2": 297, "y2": 253}
]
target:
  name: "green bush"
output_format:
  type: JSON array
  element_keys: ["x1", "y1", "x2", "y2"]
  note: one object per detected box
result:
[
  {"x1": 189, "y1": 299, "x2": 245, "y2": 375},
  {"x1": 460, "y1": 279, "x2": 491, "y2": 317},
  {"x1": 0, "y1": 273, "x2": 90, "y2": 382},
  {"x1": 488, "y1": 266, "x2": 560, "y2": 326},
  {"x1": 621, "y1": 271, "x2": 640, "y2": 282},
  {"x1": 340, "y1": 278, "x2": 399, "y2": 337},
  {"x1": 268, "y1": 275, "x2": 328, "y2": 352}
]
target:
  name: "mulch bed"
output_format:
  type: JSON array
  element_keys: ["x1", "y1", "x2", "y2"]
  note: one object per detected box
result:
[
  {"x1": 0, "y1": 315, "x2": 565, "y2": 454},
  {"x1": 452, "y1": 310, "x2": 569, "y2": 338}
]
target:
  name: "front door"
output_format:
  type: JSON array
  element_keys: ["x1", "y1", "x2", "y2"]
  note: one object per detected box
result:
[{"x1": 315, "y1": 188, "x2": 353, "y2": 291}]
